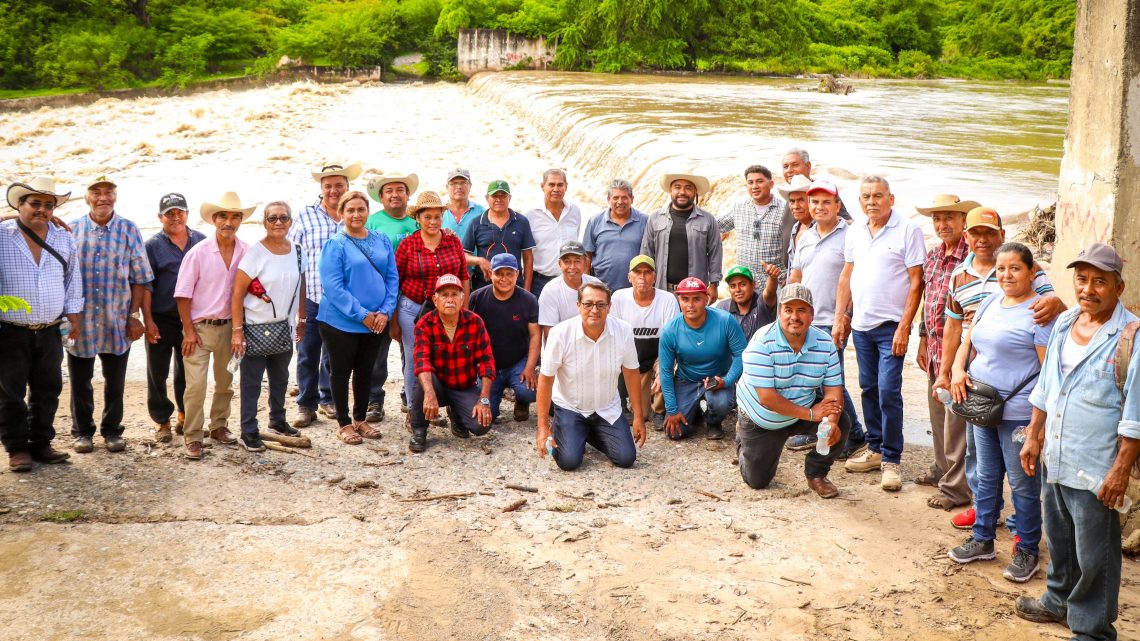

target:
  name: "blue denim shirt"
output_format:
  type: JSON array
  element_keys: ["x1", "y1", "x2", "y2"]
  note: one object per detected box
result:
[{"x1": 1029, "y1": 303, "x2": 1140, "y2": 488}]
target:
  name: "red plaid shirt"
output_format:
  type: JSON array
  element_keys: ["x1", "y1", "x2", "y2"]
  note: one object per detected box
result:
[
  {"x1": 395, "y1": 230, "x2": 469, "y2": 304},
  {"x1": 920, "y1": 237, "x2": 969, "y2": 376},
  {"x1": 413, "y1": 309, "x2": 496, "y2": 389}
]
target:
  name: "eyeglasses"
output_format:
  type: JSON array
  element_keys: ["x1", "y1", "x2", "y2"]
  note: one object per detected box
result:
[
  {"x1": 25, "y1": 199, "x2": 56, "y2": 211},
  {"x1": 265, "y1": 215, "x2": 292, "y2": 224},
  {"x1": 579, "y1": 301, "x2": 609, "y2": 310}
]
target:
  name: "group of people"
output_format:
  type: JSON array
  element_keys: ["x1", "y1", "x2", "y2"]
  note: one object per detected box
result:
[{"x1": 0, "y1": 146, "x2": 1135, "y2": 640}]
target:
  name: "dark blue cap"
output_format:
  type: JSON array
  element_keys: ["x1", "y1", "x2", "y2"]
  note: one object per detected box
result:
[{"x1": 490, "y1": 253, "x2": 519, "y2": 272}]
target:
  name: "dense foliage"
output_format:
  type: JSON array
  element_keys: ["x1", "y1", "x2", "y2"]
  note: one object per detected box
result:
[{"x1": 1, "y1": 0, "x2": 1075, "y2": 91}]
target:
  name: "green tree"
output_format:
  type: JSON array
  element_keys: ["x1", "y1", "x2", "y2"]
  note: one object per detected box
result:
[{"x1": 36, "y1": 29, "x2": 133, "y2": 89}]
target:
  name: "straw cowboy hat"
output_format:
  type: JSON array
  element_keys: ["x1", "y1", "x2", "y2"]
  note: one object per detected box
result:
[
  {"x1": 659, "y1": 172, "x2": 710, "y2": 195},
  {"x1": 407, "y1": 191, "x2": 446, "y2": 217},
  {"x1": 915, "y1": 194, "x2": 981, "y2": 217},
  {"x1": 6, "y1": 176, "x2": 71, "y2": 210},
  {"x1": 199, "y1": 192, "x2": 256, "y2": 224},
  {"x1": 776, "y1": 174, "x2": 814, "y2": 198},
  {"x1": 367, "y1": 173, "x2": 419, "y2": 202},
  {"x1": 311, "y1": 161, "x2": 362, "y2": 183}
]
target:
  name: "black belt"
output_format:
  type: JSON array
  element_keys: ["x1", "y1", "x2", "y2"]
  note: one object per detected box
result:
[
  {"x1": 195, "y1": 319, "x2": 231, "y2": 326},
  {"x1": 1, "y1": 320, "x2": 61, "y2": 331}
]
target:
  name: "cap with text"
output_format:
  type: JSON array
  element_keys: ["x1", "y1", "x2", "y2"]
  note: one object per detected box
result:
[
  {"x1": 725, "y1": 265, "x2": 755, "y2": 283},
  {"x1": 674, "y1": 277, "x2": 708, "y2": 295},
  {"x1": 434, "y1": 273, "x2": 464, "y2": 292},
  {"x1": 965, "y1": 207, "x2": 1002, "y2": 231},
  {"x1": 805, "y1": 180, "x2": 838, "y2": 197},
  {"x1": 558, "y1": 240, "x2": 587, "y2": 258},
  {"x1": 159, "y1": 193, "x2": 188, "y2": 215}
]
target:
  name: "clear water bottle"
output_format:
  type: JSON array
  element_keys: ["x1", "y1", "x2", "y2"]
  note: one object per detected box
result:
[
  {"x1": 1011, "y1": 426, "x2": 1028, "y2": 444},
  {"x1": 1075, "y1": 469, "x2": 1133, "y2": 514},
  {"x1": 935, "y1": 388, "x2": 953, "y2": 407},
  {"x1": 545, "y1": 435, "x2": 556, "y2": 471},
  {"x1": 815, "y1": 417, "x2": 831, "y2": 456},
  {"x1": 226, "y1": 353, "x2": 242, "y2": 374},
  {"x1": 59, "y1": 319, "x2": 76, "y2": 350}
]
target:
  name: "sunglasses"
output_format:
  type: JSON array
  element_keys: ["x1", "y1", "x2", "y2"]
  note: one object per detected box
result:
[
  {"x1": 25, "y1": 199, "x2": 56, "y2": 211},
  {"x1": 265, "y1": 215, "x2": 292, "y2": 224}
]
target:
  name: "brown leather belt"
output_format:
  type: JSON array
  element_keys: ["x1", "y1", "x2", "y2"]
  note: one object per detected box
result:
[
  {"x1": 1, "y1": 320, "x2": 62, "y2": 331},
  {"x1": 195, "y1": 319, "x2": 231, "y2": 326}
]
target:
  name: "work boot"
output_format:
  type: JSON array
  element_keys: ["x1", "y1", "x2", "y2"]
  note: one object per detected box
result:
[
  {"x1": 844, "y1": 448, "x2": 882, "y2": 473},
  {"x1": 174, "y1": 411, "x2": 185, "y2": 435},
  {"x1": 318, "y1": 403, "x2": 336, "y2": 418},
  {"x1": 880, "y1": 462, "x2": 902, "y2": 491},
  {"x1": 209, "y1": 427, "x2": 237, "y2": 444},
  {"x1": 185, "y1": 441, "x2": 203, "y2": 460},
  {"x1": 30, "y1": 446, "x2": 69, "y2": 464},
  {"x1": 292, "y1": 407, "x2": 317, "y2": 428},
  {"x1": 807, "y1": 476, "x2": 838, "y2": 499},
  {"x1": 154, "y1": 422, "x2": 173, "y2": 443},
  {"x1": 72, "y1": 436, "x2": 94, "y2": 454},
  {"x1": 104, "y1": 435, "x2": 126, "y2": 452},
  {"x1": 366, "y1": 402, "x2": 384, "y2": 423},
  {"x1": 409, "y1": 427, "x2": 427, "y2": 453},
  {"x1": 1013, "y1": 596, "x2": 1066, "y2": 624},
  {"x1": 8, "y1": 451, "x2": 33, "y2": 472}
]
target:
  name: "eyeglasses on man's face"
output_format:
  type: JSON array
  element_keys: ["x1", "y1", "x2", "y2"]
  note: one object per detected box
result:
[{"x1": 578, "y1": 301, "x2": 609, "y2": 310}]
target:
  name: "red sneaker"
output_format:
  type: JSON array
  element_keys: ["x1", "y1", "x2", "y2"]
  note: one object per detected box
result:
[
  {"x1": 951, "y1": 508, "x2": 976, "y2": 530},
  {"x1": 1011, "y1": 534, "x2": 1021, "y2": 556}
]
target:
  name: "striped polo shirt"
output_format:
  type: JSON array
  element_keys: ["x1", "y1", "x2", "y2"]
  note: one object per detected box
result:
[
  {"x1": 945, "y1": 253, "x2": 1054, "y2": 328},
  {"x1": 736, "y1": 321, "x2": 843, "y2": 429}
]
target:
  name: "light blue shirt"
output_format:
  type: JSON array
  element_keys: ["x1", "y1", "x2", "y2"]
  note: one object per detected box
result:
[
  {"x1": 442, "y1": 200, "x2": 486, "y2": 241},
  {"x1": 737, "y1": 322, "x2": 843, "y2": 429},
  {"x1": 317, "y1": 231, "x2": 399, "y2": 333},
  {"x1": 1029, "y1": 303, "x2": 1140, "y2": 489},
  {"x1": 969, "y1": 294, "x2": 1054, "y2": 421},
  {"x1": 581, "y1": 208, "x2": 646, "y2": 292},
  {"x1": 0, "y1": 221, "x2": 84, "y2": 325},
  {"x1": 658, "y1": 306, "x2": 746, "y2": 415}
]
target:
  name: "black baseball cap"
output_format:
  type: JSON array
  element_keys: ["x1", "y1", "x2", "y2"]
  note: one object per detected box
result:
[{"x1": 159, "y1": 193, "x2": 188, "y2": 215}]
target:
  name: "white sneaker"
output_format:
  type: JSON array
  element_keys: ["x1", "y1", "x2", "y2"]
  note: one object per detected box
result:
[
  {"x1": 880, "y1": 462, "x2": 902, "y2": 491},
  {"x1": 844, "y1": 448, "x2": 882, "y2": 473}
]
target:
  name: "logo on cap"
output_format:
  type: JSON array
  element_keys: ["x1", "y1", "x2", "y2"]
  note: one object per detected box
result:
[
  {"x1": 434, "y1": 274, "x2": 463, "y2": 292},
  {"x1": 674, "y1": 277, "x2": 708, "y2": 294}
]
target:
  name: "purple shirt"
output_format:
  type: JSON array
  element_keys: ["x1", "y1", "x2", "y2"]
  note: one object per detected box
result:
[{"x1": 174, "y1": 235, "x2": 249, "y2": 322}]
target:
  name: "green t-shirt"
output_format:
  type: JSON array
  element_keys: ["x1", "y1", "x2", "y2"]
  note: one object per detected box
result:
[{"x1": 365, "y1": 210, "x2": 418, "y2": 250}]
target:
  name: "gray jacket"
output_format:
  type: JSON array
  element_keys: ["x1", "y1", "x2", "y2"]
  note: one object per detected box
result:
[{"x1": 640, "y1": 206, "x2": 723, "y2": 289}]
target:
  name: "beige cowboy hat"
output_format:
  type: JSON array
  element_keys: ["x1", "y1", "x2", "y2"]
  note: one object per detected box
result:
[
  {"x1": 7, "y1": 176, "x2": 71, "y2": 210},
  {"x1": 199, "y1": 192, "x2": 256, "y2": 224},
  {"x1": 407, "y1": 191, "x2": 446, "y2": 217},
  {"x1": 311, "y1": 161, "x2": 362, "y2": 183},
  {"x1": 367, "y1": 173, "x2": 419, "y2": 202},
  {"x1": 776, "y1": 174, "x2": 814, "y2": 198},
  {"x1": 659, "y1": 172, "x2": 710, "y2": 195},
  {"x1": 915, "y1": 194, "x2": 982, "y2": 217}
]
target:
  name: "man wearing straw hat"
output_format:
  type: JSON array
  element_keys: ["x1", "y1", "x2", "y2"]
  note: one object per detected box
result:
[
  {"x1": 0, "y1": 177, "x2": 82, "y2": 472},
  {"x1": 641, "y1": 173, "x2": 722, "y2": 302},
  {"x1": 173, "y1": 192, "x2": 254, "y2": 460},
  {"x1": 68, "y1": 176, "x2": 153, "y2": 454},
  {"x1": 716, "y1": 164, "x2": 789, "y2": 290},
  {"x1": 289, "y1": 161, "x2": 362, "y2": 428}
]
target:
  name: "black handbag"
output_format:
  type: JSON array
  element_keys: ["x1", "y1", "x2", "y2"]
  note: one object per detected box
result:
[
  {"x1": 948, "y1": 373, "x2": 1037, "y2": 428},
  {"x1": 244, "y1": 246, "x2": 302, "y2": 357}
]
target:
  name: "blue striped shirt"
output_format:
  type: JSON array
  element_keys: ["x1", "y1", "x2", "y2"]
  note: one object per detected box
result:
[
  {"x1": 289, "y1": 197, "x2": 339, "y2": 304},
  {"x1": 737, "y1": 321, "x2": 842, "y2": 429},
  {"x1": 0, "y1": 221, "x2": 84, "y2": 324}
]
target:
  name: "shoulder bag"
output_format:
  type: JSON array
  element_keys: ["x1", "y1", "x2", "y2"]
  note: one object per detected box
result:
[{"x1": 244, "y1": 245, "x2": 302, "y2": 356}]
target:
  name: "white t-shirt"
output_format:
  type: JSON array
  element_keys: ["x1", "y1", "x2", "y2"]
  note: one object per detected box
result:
[
  {"x1": 540, "y1": 316, "x2": 640, "y2": 423},
  {"x1": 610, "y1": 288, "x2": 679, "y2": 370},
  {"x1": 238, "y1": 242, "x2": 306, "y2": 324},
  {"x1": 538, "y1": 274, "x2": 602, "y2": 327},
  {"x1": 843, "y1": 209, "x2": 926, "y2": 331},
  {"x1": 1060, "y1": 326, "x2": 1090, "y2": 380}
]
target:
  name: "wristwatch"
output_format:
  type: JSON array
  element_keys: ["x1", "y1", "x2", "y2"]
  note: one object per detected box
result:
[{"x1": 478, "y1": 397, "x2": 491, "y2": 407}]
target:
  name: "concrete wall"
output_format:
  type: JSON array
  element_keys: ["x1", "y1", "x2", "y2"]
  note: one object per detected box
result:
[
  {"x1": 457, "y1": 29, "x2": 554, "y2": 77},
  {"x1": 1052, "y1": 0, "x2": 1140, "y2": 307}
]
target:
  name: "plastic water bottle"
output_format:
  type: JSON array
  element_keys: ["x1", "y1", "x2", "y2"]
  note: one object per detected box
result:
[
  {"x1": 1075, "y1": 469, "x2": 1133, "y2": 514},
  {"x1": 226, "y1": 353, "x2": 242, "y2": 374},
  {"x1": 935, "y1": 388, "x2": 953, "y2": 407},
  {"x1": 815, "y1": 417, "x2": 831, "y2": 456},
  {"x1": 545, "y1": 436, "x2": 556, "y2": 468},
  {"x1": 60, "y1": 319, "x2": 76, "y2": 350},
  {"x1": 1011, "y1": 426, "x2": 1028, "y2": 444}
]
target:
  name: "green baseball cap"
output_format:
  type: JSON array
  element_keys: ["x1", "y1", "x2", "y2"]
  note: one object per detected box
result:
[
  {"x1": 725, "y1": 265, "x2": 754, "y2": 283},
  {"x1": 487, "y1": 179, "x2": 511, "y2": 196}
]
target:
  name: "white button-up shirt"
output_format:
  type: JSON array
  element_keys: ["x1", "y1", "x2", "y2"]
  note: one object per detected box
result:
[
  {"x1": 540, "y1": 315, "x2": 639, "y2": 422},
  {"x1": 525, "y1": 202, "x2": 582, "y2": 278},
  {"x1": 843, "y1": 209, "x2": 925, "y2": 331}
]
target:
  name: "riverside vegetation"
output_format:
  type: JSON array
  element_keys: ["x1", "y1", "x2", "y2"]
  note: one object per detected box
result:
[{"x1": 3, "y1": 0, "x2": 1075, "y2": 95}]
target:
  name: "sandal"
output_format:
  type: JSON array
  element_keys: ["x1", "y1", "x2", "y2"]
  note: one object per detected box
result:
[
  {"x1": 337, "y1": 424, "x2": 363, "y2": 445},
  {"x1": 927, "y1": 493, "x2": 961, "y2": 511},
  {"x1": 915, "y1": 470, "x2": 941, "y2": 487},
  {"x1": 355, "y1": 420, "x2": 382, "y2": 440}
]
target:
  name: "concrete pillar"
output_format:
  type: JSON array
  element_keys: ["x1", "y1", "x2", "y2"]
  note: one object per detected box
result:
[{"x1": 1052, "y1": 0, "x2": 1140, "y2": 306}]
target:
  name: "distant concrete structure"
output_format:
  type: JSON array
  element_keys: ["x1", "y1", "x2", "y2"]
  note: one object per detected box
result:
[
  {"x1": 458, "y1": 29, "x2": 554, "y2": 77},
  {"x1": 1053, "y1": 0, "x2": 1140, "y2": 306}
]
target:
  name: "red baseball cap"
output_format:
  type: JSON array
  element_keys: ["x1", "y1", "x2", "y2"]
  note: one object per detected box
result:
[
  {"x1": 674, "y1": 277, "x2": 708, "y2": 295},
  {"x1": 806, "y1": 180, "x2": 839, "y2": 196},
  {"x1": 434, "y1": 273, "x2": 463, "y2": 292}
]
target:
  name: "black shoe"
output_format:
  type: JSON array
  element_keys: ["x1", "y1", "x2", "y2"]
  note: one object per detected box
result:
[
  {"x1": 838, "y1": 440, "x2": 868, "y2": 461},
  {"x1": 239, "y1": 433, "x2": 266, "y2": 452},
  {"x1": 705, "y1": 423, "x2": 724, "y2": 440},
  {"x1": 269, "y1": 423, "x2": 302, "y2": 438},
  {"x1": 1013, "y1": 596, "x2": 1066, "y2": 624},
  {"x1": 104, "y1": 435, "x2": 126, "y2": 452},
  {"x1": 366, "y1": 402, "x2": 384, "y2": 423},
  {"x1": 409, "y1": 430, "x2": 427, "y2": 453}
]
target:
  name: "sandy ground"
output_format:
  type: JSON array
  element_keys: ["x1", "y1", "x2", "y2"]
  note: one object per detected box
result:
[{"x1": 1, "y1": 78, "x2": 1137, "y2": 640}]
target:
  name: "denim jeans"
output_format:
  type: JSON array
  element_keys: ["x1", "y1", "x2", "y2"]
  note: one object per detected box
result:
[
  {"x1": 971, "y1": 419, "x2": 1041, "y2": 553},
  {"x1": 551, "y1": 404, "x2": 636, "y2": 470},
  {"x1": 852, "y1": 321, "x2": 905, "y2": 463},
  {"x1": 1039, "y1": 463, "x2": 1122, "y2": 641},
  {"x1": 489, "y1": 357, "x2": 537, "y2": 418},
  {"x1": 239, "y1": 349, "x2": 292, "y2": 438},
  {"x1": 68, "y1": 351, "x2": 130, "y2": 439},
  {"x1": 295, "y1": 299, "x2": 331, "y2": 410},
  {"x1": 410, "y1": 373, "x2": 487, "y2": 436},
  {"x1": 818, "y1": 324, "x2": 865, "y2": 445},
  {"x1": 965, "y1": 422, "x2": 978, "y2": 498},
  {"x1": 669, "y1": 378, "x2": 736, "y2": 439},
  {"x1": 145, "y1": 313, "x2": 186, "y2": 424},
  {"x1": 368, "y1": 326, "x2": 394, "y2": 406},
  {"x1": 395, "y1": 296, "x2": 422, "y2": 409}
]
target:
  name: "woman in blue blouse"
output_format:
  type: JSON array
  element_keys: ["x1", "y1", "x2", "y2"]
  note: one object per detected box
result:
[{"x1": 318, "y1": 191, "x2": 398, "y2": 445}]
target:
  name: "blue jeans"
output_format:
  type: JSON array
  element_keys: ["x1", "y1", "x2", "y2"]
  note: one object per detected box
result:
[
  {"x1": 1039, "y1": 463, "x2": 1121, "y2": 641},
  {"x1": 965, "y1": 422, "x2": 978, "y2": 498},
  {"x1": 296, "y1": 299, "x2": 331, "y2": 409},
  {"x1": 240, "y1": 349, "x2": 291, "y2": 437},
  {"x1": 971, "y1": 419, "x2": 1041, "y2": 553},
  {"x1": 551, "y1": 405, "x2": 636, "y2": 470},
  {"x1": 818, "y1": 324, "x2": 865, "y2": 445},
  {"x1": 852, "y1": 321, "x2": 904, "y2": 463},
  {"x1": 669, "y1": 378, "x2": 736, "y2": 439},
  {"x1": 489, "y1": 357, "x2": 537, "y2": 418},
  {"x1": 395, "y1": 296, "x2": 422, "y2": 409}
]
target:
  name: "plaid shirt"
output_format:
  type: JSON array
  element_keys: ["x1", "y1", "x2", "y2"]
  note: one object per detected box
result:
[
  {"x1": 717, "y1": 195, "x2": 788, "y2": 287},
  {"x1": 395, "y1": 230, "x2": 469, "y2": 304},
  {"x1": 0, "y1": 222, "x2": 84, "y2": 325},
  {"x1": 919, "y1": 237, "x2": 969, "y2": 376},
  {"x1": 70, "y1": 213, "x2": 153, "y2": 357},
  {"x1": 413, "y1": 309, "x2": 496, "y2": 389},
  {"x1": 289, "y1": 197, "x2": 338, "y2": 304}
]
